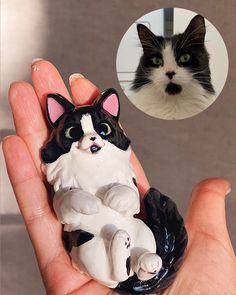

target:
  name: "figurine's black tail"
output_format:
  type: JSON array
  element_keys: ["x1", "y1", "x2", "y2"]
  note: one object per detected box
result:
[{"x1": 116, "y1": 188, "x2": 188, "y2": 294}]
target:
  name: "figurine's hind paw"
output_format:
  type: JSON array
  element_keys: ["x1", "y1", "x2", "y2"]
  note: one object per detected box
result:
[
  {"x1": 110, "y1": 230, "x2": 132, "y2": 281},
  {"x1": 112, "y1": 229, "x2": 131, "y2": 250},
  {"x1": 136, "y1": 253, "x2": 162, "y2": 281}
]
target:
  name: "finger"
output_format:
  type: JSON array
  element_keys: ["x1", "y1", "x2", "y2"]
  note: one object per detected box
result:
[
  {"x1": 9, "y1": 82, "x2": 48, "y2": 173},
  {"x1": 76, "y1": 280, "x2": 117, "y2": 295},
  {"x1": 130, "y1": 150, "x2": 150, "y2": 220},
  {"x1": 69, "y1": 73, "x2": 100, "y2": 105},
  {"x1": 45, "y1": 260, "x2": 91, "y2": 295},
  {"x1": 185, "y1": 178, "x2": 233, "y2": 251},
  {"x1": 130, "y1": 150, "x2": 150, "y2": 197},
  {"x1": 31, "y1": 59, "x2": 71, "y2": 108},
  {"x1": 3, "y1": 135, "x2": 62, "y2": 266}
]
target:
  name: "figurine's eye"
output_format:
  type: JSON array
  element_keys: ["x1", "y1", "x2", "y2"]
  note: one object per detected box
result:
[
  {"x1": 99, "y1": 122, "x2": 112, "y2": 138},
  {"x1": 178, "y1": 53, "x2": 191, "y2": 63},
  {"x1": 65, "y1": 126, "x2": 75, "y2": 139}
]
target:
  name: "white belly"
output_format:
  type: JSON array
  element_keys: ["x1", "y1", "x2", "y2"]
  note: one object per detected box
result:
[{"x1": 65, "y1": 204, "x2": 156, "y2": 252}]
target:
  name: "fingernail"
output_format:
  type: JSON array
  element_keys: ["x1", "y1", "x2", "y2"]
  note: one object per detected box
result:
[
  {"x1": 69, "y1": 73, "x2": 84, "y2": 86},
  {"x1": 8, "y1": 82, "x2": 21, "y2": 100},
  {"x1": 3, "y1": 134, "x2": 16, "y2": 142},
  {"x1": 31, "y1": 58, "x2": 43, "y2": 65},
  {"x1": 226, "y1": 186, "x2": 231, "y2": 195}
]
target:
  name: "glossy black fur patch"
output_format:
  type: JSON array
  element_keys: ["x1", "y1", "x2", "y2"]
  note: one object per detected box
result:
[
  {"x1": 132, "y1": 15, "x2": 215, "y2": 95},
  {"x1": 116, "y1": 188, "x2": 188, "y2": 294},
  {"x1": 41, "y1": 135, "x2": 68, "y2": 164},
  {"x1": 63, "y1": 230, "x2": 94, "y2": 252},
  {"x1": 126, "y1": 256, "x2": 131, "y2": 276},
  {"x1": 91, "y1": 108, "x2": 130, "y2": 151},
  {"x1": 132, "y1": 177, "x2": 137, "y2": 187}
]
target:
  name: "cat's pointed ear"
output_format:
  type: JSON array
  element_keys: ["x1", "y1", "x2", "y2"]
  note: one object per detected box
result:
[
  {"x1": 96, "y1": 88, "x2": 120, "y2": 120},
  {"x1": 183, "y1": 15, "x2": 206, "y2": 43},
  {"x1": 46, "y1": 93, "x2": 75, "y2": 128},
  {"x1": 137, "y1": 24, "x2": 158, "y2": 53}
]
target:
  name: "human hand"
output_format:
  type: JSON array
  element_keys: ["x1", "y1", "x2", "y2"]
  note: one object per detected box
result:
[{"x1": 3, "y1": 60, "x2": 236, "y2": 294}]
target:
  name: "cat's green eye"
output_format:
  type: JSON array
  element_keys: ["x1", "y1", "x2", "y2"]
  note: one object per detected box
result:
[
  {"x1": 65, "y1": 126, "x2": 75, "y2": 139},
  {"x1": 99, "y1": 122, "x2": 112, "y2": 138},
  {"x1": 151, "y1": 56, "x2": 163, "y2": 66},
  {"x1": 178, "y1": 53, "x2": 191, "y2": 63}
]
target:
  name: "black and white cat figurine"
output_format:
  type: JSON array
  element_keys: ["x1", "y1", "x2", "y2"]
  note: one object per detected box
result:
[
  {"x1": 131, "y1": 14, "x2": 215, "y2": 120},
  {"x1": 41, "y1": 88, "x2": 187, "y2": 293}
]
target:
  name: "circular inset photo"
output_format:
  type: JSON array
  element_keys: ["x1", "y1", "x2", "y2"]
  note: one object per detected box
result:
[{"x1": 116, "y1": 8, "x2": 229, "y2": 120}]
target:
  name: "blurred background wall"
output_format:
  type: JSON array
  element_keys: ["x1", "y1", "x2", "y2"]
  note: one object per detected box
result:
[{"x1": 1, "y1": 0, "x2": 236, "y2": 294}]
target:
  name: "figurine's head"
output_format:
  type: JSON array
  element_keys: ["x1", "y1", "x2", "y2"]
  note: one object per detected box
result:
[{"x1": 41, "y1": 88, "x2": 130, "y2": 163}]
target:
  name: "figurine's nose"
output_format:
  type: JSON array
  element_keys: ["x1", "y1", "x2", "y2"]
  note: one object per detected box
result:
[
  {"x1": 90, "y1": 136, "x2": 96, "y2": 141},
  {"x1": 166, "y1": 71, "x2": 176, "y2": 79}
]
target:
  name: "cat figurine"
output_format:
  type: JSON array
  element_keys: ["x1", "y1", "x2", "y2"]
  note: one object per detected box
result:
[
  {"x1": 41, "y1": 88, "x2": 187, "y2": 293},
  {"x1": 130, "y1": 14, "x2": 215, "y2": 120}
]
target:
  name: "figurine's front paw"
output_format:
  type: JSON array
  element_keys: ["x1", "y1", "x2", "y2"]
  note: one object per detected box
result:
[
  {"x1": 104, "y1": 185, "x2": 140, "y2": 216},
  {"x1": 54, "y1": 188, "x2": 101, "y2": 224},
  {"x1": 67, "y1": 188, "x2": 102, "y2": 215}
]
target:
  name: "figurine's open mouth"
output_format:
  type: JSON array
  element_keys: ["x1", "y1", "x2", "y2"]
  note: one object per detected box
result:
[
  {"x1": 90, "y1": 144, "x2": 101, "y2": 154},
  {"x1": 79, "y1": 142, "x2": 103, "y2": 153}
]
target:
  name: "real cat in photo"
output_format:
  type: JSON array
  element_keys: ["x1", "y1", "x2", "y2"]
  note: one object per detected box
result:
[{"x1": 130, "y1": 15, "x2": 215, "y2": 120}]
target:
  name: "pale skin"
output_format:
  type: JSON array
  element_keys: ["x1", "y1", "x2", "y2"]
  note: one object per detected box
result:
[{"x1": 3, "y1": 60, "x2": 236, "y2": 295}]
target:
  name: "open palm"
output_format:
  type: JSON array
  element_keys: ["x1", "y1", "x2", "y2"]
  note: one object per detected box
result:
[{"x1": 3, "y1": 60, "x2": 236, "y2": 295}]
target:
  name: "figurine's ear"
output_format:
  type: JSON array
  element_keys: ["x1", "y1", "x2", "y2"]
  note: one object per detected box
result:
[
  {"x1": 46, "y1": 93, "x2": 75, "y2": 128},
  {"x1": 96, "y1": 88, "x2": 120, "y2": 120}
]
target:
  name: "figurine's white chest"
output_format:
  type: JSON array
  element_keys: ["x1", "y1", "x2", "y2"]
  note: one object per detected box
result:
[
  {"x1": 44, "y1": 141, "x2": 136, "y2": 195},
  {"x1": 44, "y1": 113, "x2": 136, "y2": 194}
]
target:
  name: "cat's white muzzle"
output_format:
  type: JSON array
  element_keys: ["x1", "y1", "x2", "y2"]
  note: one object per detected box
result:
[{"x1": 78, "y1": 133, "x2": 105, "y2": 154}]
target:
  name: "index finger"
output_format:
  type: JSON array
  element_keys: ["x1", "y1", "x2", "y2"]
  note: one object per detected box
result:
[{"x1": 69, "y1": 73, "x2": 100, "y2": 105}]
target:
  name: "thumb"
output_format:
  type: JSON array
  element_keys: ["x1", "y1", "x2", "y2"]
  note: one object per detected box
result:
[{"x1": 185, "y1": 178, "x2": 234, "y2": 253}]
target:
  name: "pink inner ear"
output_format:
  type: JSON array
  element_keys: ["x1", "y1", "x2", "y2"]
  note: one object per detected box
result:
[
  {"x1": 102, "y1": 94, "x2": 119, "y2": 116},
  {"x1": 48, "y1": 97, "x2": 65, "y2": 123}
]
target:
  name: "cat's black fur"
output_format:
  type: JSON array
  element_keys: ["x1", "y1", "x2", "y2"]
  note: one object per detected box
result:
[
  {"x1": 132, "y1": 14, "x2": 215, "y2": 95},
  {"x1": 41, "y1": 89, "x2": 130, "y2": 164}
]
